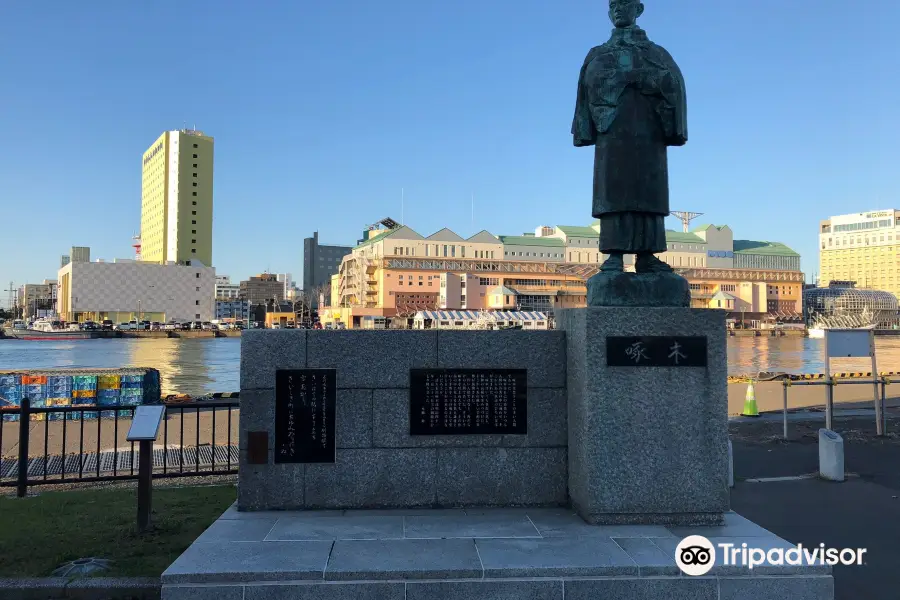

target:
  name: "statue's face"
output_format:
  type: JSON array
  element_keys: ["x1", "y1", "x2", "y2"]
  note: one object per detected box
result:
[{"x1": 608, "y1": 0, "x2": 644, "y2": 28}]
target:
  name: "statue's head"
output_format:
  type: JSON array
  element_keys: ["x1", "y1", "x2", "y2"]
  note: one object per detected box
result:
[{"x1": 608, "y1": 0, "x2": 644, "y2": 28}]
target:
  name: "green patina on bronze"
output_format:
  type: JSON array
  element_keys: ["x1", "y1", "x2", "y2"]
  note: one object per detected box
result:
[
  {"x1": 573, "y1": 0, "x2": 692, "y2": 307},
  {"x1": 573, "y1": 0, "x2": 687, "y2": 276}
]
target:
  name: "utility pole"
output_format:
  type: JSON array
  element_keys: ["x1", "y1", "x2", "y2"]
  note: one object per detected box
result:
[{"x1": 2, "y1": 281, "x2": 14, "y2": 318}]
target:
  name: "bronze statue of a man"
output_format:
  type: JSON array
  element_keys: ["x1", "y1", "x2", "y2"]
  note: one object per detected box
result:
[{"x1": 572, "y1": 0, "x2": 687, "y2": 274}]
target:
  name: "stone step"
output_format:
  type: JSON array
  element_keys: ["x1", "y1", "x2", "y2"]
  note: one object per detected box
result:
[{"x1": 161, "y1": 507, "x2": 833, "y2": 600}]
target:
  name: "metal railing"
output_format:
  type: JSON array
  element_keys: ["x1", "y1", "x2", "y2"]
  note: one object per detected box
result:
[
  {"x1": 0, "y1": 399, "x2": 240, "y2": 497},
  {"x1": 776, "y1": 377, "x2": 893, "y2": 439}
]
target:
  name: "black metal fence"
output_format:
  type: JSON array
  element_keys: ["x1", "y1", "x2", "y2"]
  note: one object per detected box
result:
[{"x1": 0, "y1": 399, "x2": 240, "y2": 497}]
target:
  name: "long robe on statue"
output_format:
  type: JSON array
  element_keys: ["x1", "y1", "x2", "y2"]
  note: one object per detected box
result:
[{"x1": 572, "y1": 25, "x2": 687, "y2": 254}]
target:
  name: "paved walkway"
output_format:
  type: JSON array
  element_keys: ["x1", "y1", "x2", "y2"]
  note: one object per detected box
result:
[
  {"x1": 731, "y1": 414, "x2": 900, "y2": 600},
  {"x1": 163, "y1": 506, "x2": 829, "y2": 600}
]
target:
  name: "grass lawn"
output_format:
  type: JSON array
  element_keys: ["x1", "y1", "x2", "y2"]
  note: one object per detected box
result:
[{"x1": 0, "y1": 485, "x2": 236, "y2": 577}]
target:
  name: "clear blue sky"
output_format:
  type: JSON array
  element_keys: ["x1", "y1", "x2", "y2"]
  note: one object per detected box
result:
[{"x1": 1, "y1": 0, "x2": 897, "y2": 303}]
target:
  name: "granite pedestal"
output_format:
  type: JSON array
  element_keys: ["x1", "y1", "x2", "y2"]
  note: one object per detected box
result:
[
  {"x1": 238, "y1": 330, "x2": 568, "y2": 511},
  {"x1": 558, "y1": 307, "x2": 730, "y2": 525},
  {"x1": 161, "y1": 506, "x2": 833, "y2": 600}
]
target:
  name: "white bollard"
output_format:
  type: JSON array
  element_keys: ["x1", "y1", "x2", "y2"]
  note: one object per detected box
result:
[
  {"x1": 818, "y1": 429, "x2": 844, "y2": 482},
  {"x1": 727, "y1": 438, "x2": 734, "y2": 488}
]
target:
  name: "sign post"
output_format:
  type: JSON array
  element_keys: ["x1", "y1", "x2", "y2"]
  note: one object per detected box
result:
[
  {"x1": 126, "y1": 405, "x2": 166, "y2": 533},
  {"x1": 823, "y1": 329, "x2": 878, "y2": 433}
]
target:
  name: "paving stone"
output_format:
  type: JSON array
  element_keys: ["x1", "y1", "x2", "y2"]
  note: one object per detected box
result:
[
  {"x1": 475, "y1": 537, "x2": 638, "y2": 578},
  {"x1": 613, "y1": 537, "x2": 679, "y2": 575},
  {"x1": 404, "y1": 514, "x2": 541, "y2": 539},
  {"x1": 325, "y1": 539, "x2": 482, "y2": 580},
  {"x1": 195, "y1": 518, "x2": 277, "y2": 543},
  {"x1": 243, "y1": 581, "x2": 405, "y2": 600},
  {"x1": 564, "y1": 577, "x2": 718, "y2": 600},
  {"x1": 162, "y1": 540, "x2": 333, "y2": 583},
  {"x1": 266, "y1": 515, "x2": 405, "y2": 541},
  {"x1": 407, "y1": 580, "x2": 563, "y2": 600}
]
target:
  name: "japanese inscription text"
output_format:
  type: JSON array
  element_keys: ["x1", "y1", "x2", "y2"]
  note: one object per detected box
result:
[
  {"x1": 274, "y1": 369, "x2": 336, "y2": 463},
  {"x1": 606, "y1": 336, "x2": 707, "y2": 367},
  {"x1": 409, "y1": 369, "x2": 527, "y2": 435}
]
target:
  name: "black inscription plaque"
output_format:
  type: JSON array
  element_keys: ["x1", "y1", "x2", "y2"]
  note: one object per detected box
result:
[
  {"x1": 274, "y1": 369, "x2": 336, "y2": 463},
  {"x1": 606, "y1": 336, "x2": 708, "y2": 367},
  {"x1": 409, "y1": 368, "x2": 527, "y2": 435}
]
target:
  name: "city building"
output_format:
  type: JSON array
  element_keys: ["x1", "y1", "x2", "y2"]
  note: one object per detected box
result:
[
  {"x1": 304, "y1": 231, "x2": 353, "y2": 304},
  {"x1": 20, "y1": 280, "x2": 58, "y2": 320},
  {"x1": 319, "y1": 218, "x2": 804, "y2": 328},
  {"x1": 804, "y1": 281, "x2": 899, "y2": 329},
  {"x1": 215, "y1": 275, "x2": 240, "y2": 299},
  {"x1": 57, "y1": 259, "x2": 215, "y2": 323},
  {"x1": 215, "y1": 299, "x2": 250, "y2": 323},
  {"x1": 819, "y1": 209, "x2": 900, "y2": 298},
  {"x1": 140, "y1": 129, "x2": 214, "y2": 267},
  {"x1": 264, "y1": 301, "x2": 296, "y2": 328},
  {"x1": 60, "y1": 255, "x2": 70, "y2": 268},
  {"x1": 276, "y1": 273, "x2": 294, "y2": 300},
  {"x1": 71, "y1": 246, "x2": 91, "y2": 264},
  {"x1": 239, "y1": 273, "x2": 284, "y2": 305}
]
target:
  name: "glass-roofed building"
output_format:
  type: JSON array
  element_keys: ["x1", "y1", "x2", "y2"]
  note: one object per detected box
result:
[{"x1": 804, "y1": 281, "x2": 899, "y2": 328}]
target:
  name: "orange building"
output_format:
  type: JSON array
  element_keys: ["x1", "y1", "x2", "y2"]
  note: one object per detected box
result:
[{"x1": 318, "y1": 218, "x2": 803, "y2": 328}]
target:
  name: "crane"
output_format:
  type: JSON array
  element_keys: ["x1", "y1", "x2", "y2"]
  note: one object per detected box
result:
[{"x1": 670, "y1": 211, "x2": 704, "y2": 233}]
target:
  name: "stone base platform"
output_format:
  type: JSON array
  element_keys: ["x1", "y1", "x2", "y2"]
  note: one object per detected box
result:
[
  {"x1": 587, "y1": 271, "x2": 690, "y2": 307},
  {"x1": 162, "y1": 506, "x2": 833, "y2": 600}
]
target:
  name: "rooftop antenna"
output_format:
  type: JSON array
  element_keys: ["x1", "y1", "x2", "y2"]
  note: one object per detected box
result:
[
  {"x1": 401, "y1": 188, "x2": 405, "y2": 226},
  {"x1": 471, "y1": 193, "x2": 474, "y2": 229},
  {"x1": 670, "y1": 211, "x2": 704, "y2": 233}
]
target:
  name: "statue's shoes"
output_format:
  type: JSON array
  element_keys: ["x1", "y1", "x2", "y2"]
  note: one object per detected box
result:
[{"x1": 634, "y1": 255, "x2": 673, "y2": 273}]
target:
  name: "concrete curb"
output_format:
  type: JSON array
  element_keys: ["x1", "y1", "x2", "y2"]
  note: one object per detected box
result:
[{"x1": 0, "y1": 577, "x2": 159, "y2": 600}]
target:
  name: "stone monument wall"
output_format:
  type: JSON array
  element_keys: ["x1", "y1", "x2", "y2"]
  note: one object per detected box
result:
[{"x1": 238, "y1": 329, "x2": 568, "y2": 510}]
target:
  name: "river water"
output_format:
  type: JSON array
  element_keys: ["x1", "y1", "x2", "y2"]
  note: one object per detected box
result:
[{"x1": 2, "y1": 336, "x2": 900, "y2": 397}]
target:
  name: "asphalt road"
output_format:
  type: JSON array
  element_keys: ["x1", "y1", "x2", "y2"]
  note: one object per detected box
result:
[{"x1": 731, "y1": 414, "x2": 900, "y2": 600}]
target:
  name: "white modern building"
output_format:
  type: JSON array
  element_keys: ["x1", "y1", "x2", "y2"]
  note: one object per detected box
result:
[
  {"x1": 215, "y1": 275, "x2": 240, "y2": 299},
  {"x1": 57, "y1": 259, "x2": 215, "y2": 323},
  {"x1": 276, "y1": 273, "x2": 294, "y2": 299}
]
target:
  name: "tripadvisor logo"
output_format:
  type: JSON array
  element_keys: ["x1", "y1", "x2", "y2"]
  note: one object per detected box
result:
[
  {"x1": 676, "y1": 535, "x2": 716, "y2": 576},
  {"x1": 675, "y1": 535, "x2": 867, "y2": 576}
]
